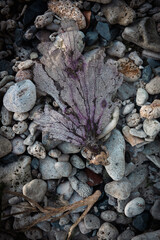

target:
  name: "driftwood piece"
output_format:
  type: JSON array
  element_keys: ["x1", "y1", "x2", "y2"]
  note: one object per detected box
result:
[{"x1": 2, "y1": 190, "x2": 101, "y2": 240}]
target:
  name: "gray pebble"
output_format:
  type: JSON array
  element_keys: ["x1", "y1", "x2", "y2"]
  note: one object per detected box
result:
[
  {"x1": 34, "y1": 12, "x2": 54, "y2": 28},
  {"x1": 97, "y1": 222, "x2": 119, "y2": 240},
  {"x1": 84, "y1": 214, "x2": 100, "y2": 229},
  {"x1": 150, "y1": 199, "x2": 160, "y2": 220},
  {"x1": 122, "y1": 103, "x2": 135, "y2": 115},
  {"x1": 104, "y1": 178, "x2": 131, "y2": 200},
  {"x1": 23, "y1": 133, "x2": 36, "y2": 146},
  {"x1": 12, "y1": 137, "x2": 26, "y2": 155},
  {"x1": 55, "y1": 162, "x2": 72, "y2": 177},
  {"x1": 37, "y1": 221, "x2": 51, "y2": 232},
  {"x1": 13, "y1": 112, "x2": 29, "y2": 121},
  {"x1": 69, "y1": 192, "x2": 86, "y2": 213},
  {"x1": 0, "y1": 126, "x2": 15, "y2": 139},
  {"x1": 129, "y1": 128, "x2": 147, "y2": 138},
  {"x1": 78, "y1": 221, "x2": 92, "y2": 234},
  {"x1": 70, "y1": 154, "x2": 85, "y2": 169},
  {"x1": 48, "y1": 149, "x2": 61, "y2": 158},
  {"x1": 58, "y1": 142, "x2": 81, "y2": 154},
  {"x1": 23, "y1": 179, "x2": 47, "y2": 202},
  {"x1": 146, "y1": 76, "x2": 160, "y2": 95},
  {"x1": 100, "y1": 210, "x2": 117, "y2": 222},
  {"x1": 136, "y1": 88, "x2": 148, "y2": 106},
  {"x1": 3, "y1": 80, "x2": 36, "y2": 113},
  {"x1": 59, "y1": 215, "x2": 70, "y2": 226},
  {"x1": 128, "y1": 51, "x2": 143, "y2": 66},
  {"x1": 17, "y1": 60, "x2": 34, "y2": 70},
  {"x1": 58, "y1": 154, "x2": 70, "y2": 162},
  {"x1": 1, "y1": 106, "x2": 13, "y2": 126},
  {"x1": 131, "y1": 230, "x2": 160, "y2": 240},
  {"x1": 69, "y1": 176, "x2": 93, "y2": 198},
  {"x1": 124, "y1": 197, "x2": 145, "y2": 217},
  {"x1": 24, "y1": 228, "x2": 43, "y2": 240},
  {"x1": 143, "y1": 119, "x2": 160, "y2": 138},
  {"x1": 39, "y1": 156, "x2": 61, "y2": 180},
  {"x1": 117, "y1": 229, "x2": 135, "y2": 240},
  {"x1": 106, "y1": 41, "x2": 126, "y2": 58}
]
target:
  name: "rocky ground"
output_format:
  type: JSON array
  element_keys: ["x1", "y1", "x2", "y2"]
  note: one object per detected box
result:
[{"x1": 0, "y1": 0, "x2": 160, "y2": 240}]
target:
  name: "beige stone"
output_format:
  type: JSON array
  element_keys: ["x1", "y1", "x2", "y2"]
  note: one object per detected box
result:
[{"x1": 140, "y1": 99, "x2": 160, "y2": 119}]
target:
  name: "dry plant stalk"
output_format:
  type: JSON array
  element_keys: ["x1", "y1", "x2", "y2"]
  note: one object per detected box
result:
[{"x1": 3, "y1": 190, "x2": 101, "y2": 240}]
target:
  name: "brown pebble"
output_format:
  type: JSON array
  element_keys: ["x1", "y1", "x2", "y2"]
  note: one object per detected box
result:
[{"x1": 15, "y1": 69, "x2": 33, "y2": 82}]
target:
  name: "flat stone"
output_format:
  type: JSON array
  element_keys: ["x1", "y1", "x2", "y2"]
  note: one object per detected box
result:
[
  {"x1": 104, "y1": 129, "x2": 125, "y2": 181},
  {"x1": 23, "y1": 179, "x2": 47, "y2": 202},
  {"x1": 104, "y1": 178, "x2": 131, "y2": 200},
  {"x1": 84, "y1": 214, "x2": 100, "y2": 230},
  {"x1": 70, "y1": 155, "x2": 85, "y2": 169},
  {"x1": 97, "y1": 223, "x2": 119, "y2": 240},
  {"x1": 58, "y1": 142, "x2": 81, "y2": 154},
  {"x1": 131, "y1": 230, "x2": 160, "y2": 240},
  {"x1": 0, "y1": 135, "x2": 12, "y2": 158},
  {"x1": 127, "y1": 165, "x2": 148, "y2": 190},
  {"x1": 39, "y1": 156, "x2": 61, "y2": 180},
  {"x1": 100, "y1": 210, "x2": 117, "y2": 222},
  {"x1": 122, "y1": 126, "x2": 145, "y2": 147},
  {"x1": 122, "y1": 17, "x2": 160, "y2": 53},
  {"x1": 3, "y1": 80, "x2": 36, "y2": 113},
  {"x1": 129, "y1": 128, "x2": 147, "y2": 139},
  {"x1": 146, "y1": 76, "x2": 160, "y2": 95},
  {"x1": 102, "y1": 0, "x2": 135, "y2": 26},
  {"x1": 124, "y1": 197, "x2": 145, "y2": 217},
  {"x1": 136, "y1": 88, "x2": 149, "y2": 106}
]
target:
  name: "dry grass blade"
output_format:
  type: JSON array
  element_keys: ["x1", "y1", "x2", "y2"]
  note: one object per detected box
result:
[{"x1": 3, "y1": 190, "x2": 101, "y2": 240}]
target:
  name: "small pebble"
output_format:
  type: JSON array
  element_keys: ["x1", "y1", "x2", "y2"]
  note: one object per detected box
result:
[
  {"x1": 12, "y1": 121, "x2": 28, "y2": 134},
  {"x1": 146, "y1": 76, "x2": 160, "y2": 95},
  {"x1": 150, "y1": 199, "x2": 160, "y2": 220},
  {"x1": 142, "y1": 65, "x2": 152, "y2": 83},
  {"x1": 27, "y1": 141, "x2": 46, "y2": 159},
  {"x1": 124, "y1": 197, "x2": 145, "y2": 217},
  {"x1": 132, "y1": 230, "x2": 160, "y2": 240},
  {"x1": 24, "y1": 228, "x2": 43, "y2": 240},
  {"x1": 136, "y1": 88, "x2": 149, "y2": 106},
  {"x1": 23, "y1": 179, "x2": 47, "y2": 202},
  {"x1": 78, "y1": 221, "x2": 92, "y2": 234},
  {"x1": 23, "y1": 133, "x2": 36, "y2": 146},
  {"x1": 117, "y1": 229, "x2": 135, "y2": 240},
  {"x1": 129, "y1": 128, "x2": 147, "y2": 138},
  {"x1": 126, "y1": 113, "x2": 140, "y2": 127},
  {"x1": 128, "y1": 51, "x2": 143, "y2": 66},
  {"x1": 17, "y1": 60, "x2": 34, "y2": 70},
  {"x1": 56, "y1": 181, "x2": 73, "y2": 200},
  {"x1": 122, "y1": 103, "x2": 135, "y2": 115},
  {"x1": 70, "y1": 154, "x2": 85, "y2": 169},
  {"x1": 58, "y1": 154, "x2": 69, "y2": 162},
  {"x1": 55, "y1": 162, "x2": 72, "y2": 177},
  {"x1": 12, "y1": 137, "x2": 26, "y2": 155},
  {"x1": 58, "y1": 142, "x2": 81, "y2": 154},
  {"x1": 69, "y1": 176, "x2": 93, "y2": 198},
  {"x1": 143, "y1": 119, "x2": 160, "y2": 138},
  {"x1": 59, "y1": 215, "x2": 70, "y2": 226},
  {"x1": 48, "y1": 149, "x2": 61, "y2": 158},
  {"x1": 30, "y1": 52, "x2": 38, "y2": 60},
  {"x1": 0, "y1": 135, "x2": 12, "y2": 158},
  {"x1": 84, "y1": 214, "x2": 100, "y2": 230},
  {"x1": 34, "y1": 12, "x2": 54, "y2": 28},
  {"x1": 107, "y1": 41, "x2": 126, "y2": 58},
  {"x1": 39, "y1": 156, "x2": 61, "y2": 180},
  {"x1": 1, "y1": 106, "x2": 12, "y2": 126},
  {"x1": 97, "y1": 222, "x2": 119, "y2": 240},
  {"x1": 132, "y1": 211, "x2": 150, "y2": 232},
  {"x1": 100, "y1": 210, "x2": 117, "y2": 222},
  {"x1": 37, "y1": 221, "x2": 51, "y2": 232},
  {"x1": 13, "y1": 112, "x2": 29, "y2": 121},
  {"x1": 0, "y1": 126, "x2": 15, "y2": 139},
  {"x1": 15, "y1": 69, "x2": 33, "y2": 82}
]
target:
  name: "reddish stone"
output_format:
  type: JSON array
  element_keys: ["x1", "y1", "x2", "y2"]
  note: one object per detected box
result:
[{"x1": 85, "y1": 168, "x2": 103, "y2": 187}]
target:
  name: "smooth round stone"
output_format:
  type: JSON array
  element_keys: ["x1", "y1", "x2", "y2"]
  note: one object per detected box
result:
[
  {"x1": 126, "y1": 113, "x2": 140, "y2": 127},
  {"x1": 143, "y1": 119, "x2": 160, "y2": 138},
  {"x1": 12, "y1": 121, "x2": 28, "y2": 134},
  {"x1": 17, "y1": 60, "x2": 34, "y2": 70},
  {"x1": 104, "y1": 178, "x2": 131, "y2": 200},
  {"x1": 107, "y1": 41, "x2": 126, "y2": 58},
  {"x1": 124, "y1": 197, "x2": 145, "y2": 217},
  {"x1": 100, "y1": 210, "x2": 117, "y2": 222},
  {"x1": 12, "y1": 137, "x2": 26, "y2": 155},
  {"x1": 39, "y1": 156, "x2": 61, "y2": 180},
  {"x1": 48, "y1": 149, "x2": 61, "y2": 158},
  {"x1": 84, "y1": 214, "x2": 100, "y2": 230},
  {"x1": 146, "y1": 76, "x2": 160, "y2": 95},
  {"x1": 55, "y1": 162, "x2": 72, "y2": 177},
  {"x1": 58, "y1": 142, "x2": 81, "y2": 154},
  {"x1": 27, "y1": 141, "x2": 46, "y2": 159},
  {"x1": 57, "y1": 181, "x2": 73, "y2": 200},
  {"x1": 97, "y1": 222, "x2": 119, "y2": 240},
  {"x1": 122, "y1": 103, "x2": 135, "y2": 115},
  {"x1": 78, "y1": 221, "x2": 92, "y2": 234},
  {"x1": 3, "y1": 80, "x2": 36, "y2": 113},
  {"x1": 70, "y1": 155, "x2": 85, "y2": 169},
  {"x1": 150, "y1": 199, "x2": 160, "y2": 220},
  {"x1": 13, "y1": 112, "x2": 29, "y2": 121},
  {"x1": 117, "y1": 229, "x2": 135, "y2": 240},
  {"x1": 0, "y1": 135, "x2": 12, "y2": 158},
  {"x1": 23, "y1": 179, "x2": 47, "y2": 202},
  {"x1": 136, "y1": 88, "x2": 149, "y2": 106},
  {"x1": 104, "y1": 129, "x2": 125, "y2": 181}
]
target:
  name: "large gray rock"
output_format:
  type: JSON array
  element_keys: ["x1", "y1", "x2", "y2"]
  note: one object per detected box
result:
[
  {"x1": 102, "y1": 0, "x2": 135, "y2": 26},
  {"x1": 122, "y1": 17, "x2": 160, "y2": 53},
  {"x1": 104, "y1": 129, "x2": 125, "y2": 181},
  {"x1": 131, "y1": 230, "x2": 160, "y2": 240},
  {"x1": 3, "y1": 80, "x2": 36, "y2": 113}
]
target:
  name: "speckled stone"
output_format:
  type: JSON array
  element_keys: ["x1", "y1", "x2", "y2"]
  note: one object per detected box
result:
[
  {"x1": 143, "y1": 119, "x2": 160, "y2": 138},
  {"x1": 27, "y1": 141, "x2": 46, "y2": 159},
  {"x1": 84, "y1": 214, "x2": 100, "y2": 230},
  {"x1": 97, "y1": 222, "x2": 119, "y2": 240},
  {"x1": 69, "y1": 176, "x2": 93, "y2": 198},
  {"x1": 100, "y1": 210, "x2": 117, "y2": 222},
  {"x1": 126, "y1": 113, "x2": 141, "y2": 127},
  {"x1": 140, "y1": 100, "x2": 160, "y2": 119},
  {"x1": 55, "y1": 162, "x2": 72, "y2": 177},
  {"x1": 12, "y1": 137, "x2": 26, "y2": 155},
  {"x1": 39, "y1": 156, "x2": 61, "y2": 180}
]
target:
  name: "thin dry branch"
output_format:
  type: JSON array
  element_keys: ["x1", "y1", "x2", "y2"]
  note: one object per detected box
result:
[{"x1": 3, "y1": 190, "x2": 101, "y2": 240}]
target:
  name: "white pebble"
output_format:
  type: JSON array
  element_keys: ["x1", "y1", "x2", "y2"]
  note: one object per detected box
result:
[
  {"x1": 124, "y1": 197, "x2": 145, "y2": 217},
  {"x1": 12, "y1": 121, "x2": 28, "y2": 134},
  {"x1": 136, "y1": 88, "x2": 149, "y2": 106},
  {"x1": 143, "y1": 119, "x2": 160, "y2": 138},
  {"x1": 122, "y1": 103, "x2": 135, "y2": 115},
  {"x1": 27, "y1": 141, "x2": 46, "y2": 159}
]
